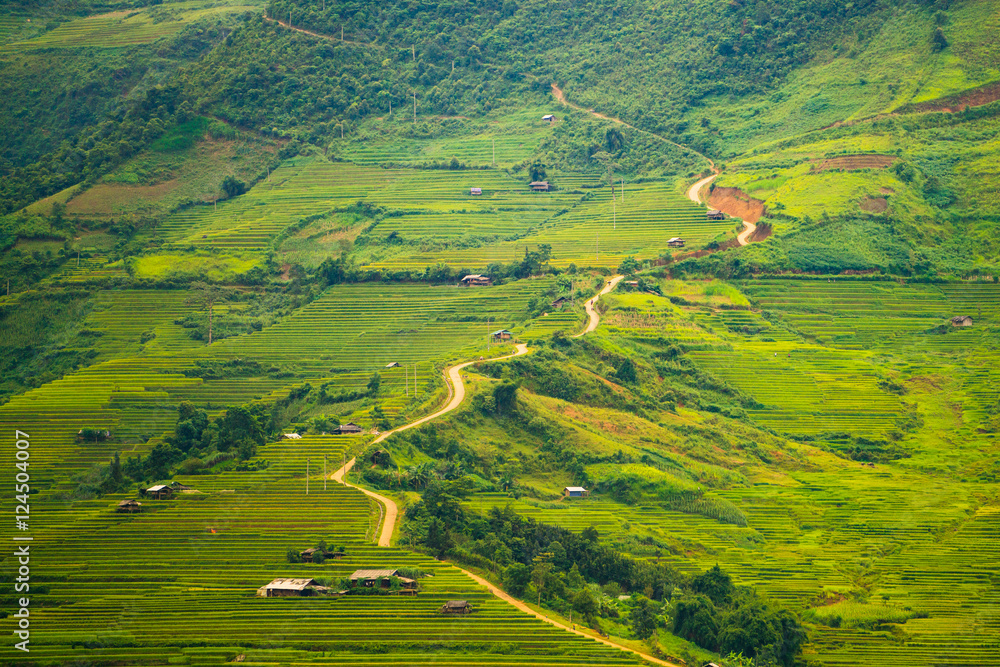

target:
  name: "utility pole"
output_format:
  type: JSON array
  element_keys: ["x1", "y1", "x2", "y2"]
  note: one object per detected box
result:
[
  {"x1": 405, "y1": 364, "x2": 409, "y2": 397},
  {"x1": 288, "y1": 10, "x2": 291, "y2": 27},
  {"x1": 389, "y1": 99, "x2": 391, "y2": 116},
  {"x1": 324, "y1": 455, "x2": 327, "y2": 491},
  {"x1": 341, "y1": 26, "x2": 344, "y2": 41},
  {"x1": 340, "y1": 122, "x2": 344, "y2": 139},
  {"x1": 412, "y1": 45, "x2": 415, "y2": 61},
  {"x1": 77, "y1": 250, "x2": 80, "y2": 267},
  {"x1": 306, "y1": 459, "x2": 310, "y2": 495}
]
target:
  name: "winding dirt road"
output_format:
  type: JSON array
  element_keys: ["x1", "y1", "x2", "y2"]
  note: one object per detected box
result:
[
  {"x1": 574, "y1": 275, "x2": 624, "y2": 337},
  {"x1": 331, "y1": 344, "x2": 529, "y2": 546}
]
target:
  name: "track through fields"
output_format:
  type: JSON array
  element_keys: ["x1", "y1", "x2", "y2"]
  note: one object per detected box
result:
[{"x1": 575, "y1": 275, "x2": 624, "y2": 337}]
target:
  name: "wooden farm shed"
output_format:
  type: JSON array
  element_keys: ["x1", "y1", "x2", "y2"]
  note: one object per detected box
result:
[
  {"x1": 551, "y1": 296, "x2": 569, "y2": 310},
  {"x1": 460, "y1": 274, "x2": 493, "y2": 286},
  {"x1": 563, "y1": 486, "x2": 589, "y2": 498},
  {"x1": 470, "y1": 187, "x2": 483, "y2": 195},
  {"x1": 256, "y1": 578, "x2": 328, "y2": 597},
  {"x1": 951, "y1": 315, "x2": 974, "y2": 327},
  {"x1": 530, "y1": 181, "x2": 551, "y2": 191},
  {"x1": 440, "y1": 600, "x2": 473, "y2": 614},
  {"x1": 116, "y1": 499, "x2": 142, "y2": 513},
  {"x1": 706, "y1": 209, "x2": 725, "y2": 220},
  {"x1": 348, "y1": 569, "x2": 417, "y2": 591},
  {"x1": 385, "y1": 361, "x2": 401, "y2": 368},
  {"x1": 300, "y1": 547, "x2": 346, "y2": 562},
  {"x1": 147, "y1": 484, "x2": 174, "y2": 500},
  {"x1": 542, "y1": 114, "x2": 555, "y2": 122},
  {"x1": 282, "y1": 433, "x2": 302, "y2": 439},
  {"x1": 490, "y1": 329, "x2": 513, "y2": 341},
  {"x1": 334, "y1": 422, "x2": 363, "y2": 435},
  {"x1": 668, "y1": 237, "x2": 685, "y2": 248}
]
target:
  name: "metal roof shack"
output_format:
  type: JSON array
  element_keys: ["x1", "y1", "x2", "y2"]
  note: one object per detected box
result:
[
  {"x1": 563, "y1": 486, "x2": 590, "y2": 498},
  {"x1": 348, "y1": 569, "x2": 417, "y2": 591},
  {"x1": 256, "y1": 578, "x2": 329, "y2": 597},
  {"x1": 334, "y1": 422, "x2": 363, "y2": 435},
  {"x1": 951, "y1": 315, "x2": 974, "y2": 327},
  {"x1": 530, "y1": 181, "x2": 551, "y2": 191},
  {"x1": 542, "y1": 114, "x2": 555, "y2": 122},
  {"x1": 385, "y1": 361, "x2": 400, "y2": 368},
  {"x1": 490, "y1": 329, "x2": 513, "y2": 341},
  {"x1": 282, "y1": 433, "x2": 302, "y2": 439},
  {"x1": 470, "y1": 187, "x2": 483, "y2": 195},
  {"x1": 551, "y1": 296, "x2": 569, "y2": 309},
  {"x1": 668, "y1": 237, "x2": 685, "y2": 247},
  {"x1": 706, "y1": 209, "x2": 725, "y2": 220}
]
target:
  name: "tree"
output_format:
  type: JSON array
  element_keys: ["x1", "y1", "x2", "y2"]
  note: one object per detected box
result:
[
  {"x1": 605, "y1": 127, "x2": 624, "y2": 153},
  {"x1": 618, "y1": 256, "x2": 641, "y2": 275},
  {"x1": 221, "y1": 175, "x2": 247, "y2": 198},
  {"x1": 672, "y1": 592, "x2": 719, "y2": 650},
  {"x1": 529, "y1": 162, "x2": 547, "y2": 182},
  {"x1": 286, "y1": 548, "x2": 301, "y2": 563},
  {"x1": 493, "y1": 381, "x2": 519, "y2": 416},
  {"x1": 631, "y1": 596, "x2": 659, "y2": 639},
  {"x1": 531, "y1": 560, "x2": 553, "y2": 606},
  {"x1": 426, "y1": 518, "x2": 454, "y2": 558},
  {"x1": 932, "y1": 27, "x2": 949, "y2": 51},
  {"x1": 217, "y1": 405, "x2": 264, "y2": 452},
  {"x1": 616, "y1": 357, "x2": 637, "y2": 384},
  {"x1": 186, "y1": 282, "x2": 229, "y2": 345},
  {"x1": 692, "y1": 564, "x2": 734, "y2": 606},
  {"x1": 504, "y1": 562, "x2": 531, "y2": 596},
  {"x1": 572, "y1": 588, "x2": 598, "y2": 623},
  {"x1": 367, "y1": 372, "x2": 382, "y2": 395}
]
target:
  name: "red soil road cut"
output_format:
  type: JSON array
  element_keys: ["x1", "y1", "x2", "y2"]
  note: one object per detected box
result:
[
  {"x1": 898, "y1": 80, "x2": 1000, "y2": 114},
  {"x1": 860, "y1": 196, "x2": 889, "y2": 213},
  {"x1": 708, "y1": 186, "x2": 766, "y2": 225}
]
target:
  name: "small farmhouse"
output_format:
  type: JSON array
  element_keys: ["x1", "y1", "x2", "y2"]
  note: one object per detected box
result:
[
  {"x1": 951, "y1": 315, "x2": 974, "y2": 327},
  {"x1": 490, "y1": 329, "x2": 513, "y2": 341},
  {"x1": 385, "y1": 361, "x2": 401, "y2": 368},
  {"x1": 470, "y1": 187, "x2": 482, "y2": 195},
  {"x1": 300, "y1": 547, "x2": 346, "y2": 562},
  {"x1": 282, "y1": 433, "x2": 302, "y2": 439},
  {"x1": 116, "y1": 499, "x2": 142, "y2": 514},
  {"x1": 530, "y1": 181, "x2": 551, "y2": 191},
  {"x1": 460, "y1": 274, "x2": 493, "y2": 287},
  {"x1": 147, "y1": 484, "x2": 174, "y2": 500},
  {"x1": 440, "y1": 600, "x2": 473, "y2": 614},
  {"x1": 706, "y1": 209, "x2": 725, "y2": 220},
  {"x1": 334, "y1": 422, "x2": 363, "y2": 435},
  {"x1": 563, "y1": 486, "x2": 589, "y2": 498},
  {"x1": 256, "y1": 578, "x2": 329, "y2": 597},
  {"x1": 667, "y1": 237, "x2": 685, "y2": 248},
  {"x1": 551, "y1": 296, "x2": 569, "y2": 310},
  {"x1": 542, "y1": 114, "x2": 555, "y2": 122}
]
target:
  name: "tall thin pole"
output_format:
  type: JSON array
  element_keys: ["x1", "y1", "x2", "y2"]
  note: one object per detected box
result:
[
  {"x1": 306, "y1": 459, "x2": 310, "y2": 495},
  {"x1": 341, "y1": 26, "x2": 344, "y2": 41},
  {"x1": 340, "y1": 122, "x2": 344, "y2": 139},
  {"x1": 324, "y1": 456, "x2": 327, "y2": 491},
  {"x1": 412, "y1": 45, "x2": 415, "y2": 61},
  {"x1": 405, "y1": 364, "x2": 409, "y2": 397},
  {"x1": 389, "y1": 99, "x2": 391, "y2": 115}
]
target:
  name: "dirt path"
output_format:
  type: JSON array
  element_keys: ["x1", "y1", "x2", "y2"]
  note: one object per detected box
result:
[
  {"x1": 552, "y1": 85, "x2": 712, "y2": 170},
  {"x1": 331, "y1": 343, "x2": 529, "y2": 545},
  {"x1": 265, "y1": 16, "x2": 372, "y2": 47},
  {"x1": 574, "y1": 275, "x2": 624, "y2": 337},
  {"x1": 686, "y1": 172, "x2": 718, "y2": 205},
  {"x1": 454, "y1": 566, "x2": 682, "y2": 667}
]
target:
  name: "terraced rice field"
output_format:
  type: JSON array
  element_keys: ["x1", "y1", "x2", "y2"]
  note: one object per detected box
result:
[
  {"x1": 0, "y1": 1, "x2": 259, "y2": 52},
  {"x1": 1, "y1": 435, "x2": 645, "y2": 665}
]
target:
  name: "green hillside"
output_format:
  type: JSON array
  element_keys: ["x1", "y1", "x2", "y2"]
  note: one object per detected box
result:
[{"x1": 2, "y1": 0, "x2": 1000, "y2": 666}]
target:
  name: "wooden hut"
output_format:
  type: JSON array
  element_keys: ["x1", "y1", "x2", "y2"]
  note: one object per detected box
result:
[
  {"x1": 550, "y1": 296, "x2": 569, "y2": 310},
  {"x1": 440, "y1": 600, "x2": 473, "y2": 614},
  {"x1": 385, "y1": 361, "x2": 401, "y2": 368},
  {"x1": 706, "y1": 209, "x2": 725, "y2": 220},
  {"x1": 116, "y1": 499, "x2": 142, "y2": 514},
  {"x1": 348, "y1": 569, "x2": 417, "y2": 591},
  {"x1": 334, "y1": 422, "x2": 363, "y2": 435},
  {"x1": 530, "y1": 181, "x2": 551, "y2": 191},
  {"x1": 667, "y1": 237, "x2": 685, "y2": 248},
  {"x1": 470, "y1": 187, "x2": 483, "y2": 195},
  {"x1": 256, "y1": 578, "x2": 327, "y2": 597},
  {"x1": 951, "y1": 315, "x2": 974, "y2": 327},
  {"x1": 490, "y1": 329, "x2": 513, "y2": 342},
  {"x1": 542, "y1": 114, "x2": 555, "y2": 123},
  {"x1": 563, "y1": 486, "x2": 590, "y2": 498},
  {"x1": 147, "y1": 484, "x2": 174, "y2": 500},
  {"x1": 460, "y1": 274, "x2": 493, "y2": 287}
]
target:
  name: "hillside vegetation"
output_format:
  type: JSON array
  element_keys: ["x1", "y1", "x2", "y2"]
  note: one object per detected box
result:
[{"x1": 2, "y1": 1, "x2": 1000, "y2": 666}]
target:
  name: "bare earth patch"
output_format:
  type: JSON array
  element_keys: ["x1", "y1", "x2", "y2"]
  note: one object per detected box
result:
[
  {"x1": 708, "y1": 186, "x2": 766, "y2": 224},
  {"x1": 879, "y1": 186, "x2": 896, "y2": 195},
  {"x1": 67, "y1": 180, "x2": 181, "y2": 216},
  {"x1": 899, "y1": 80, "x2": 1000, "y2": 114},
  {"x1": 814, "y1": 155, "x2": 896, "y2": 172},
  {"x1": 860, "y1": 196, "x2": 889, "y2": 213}
]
